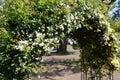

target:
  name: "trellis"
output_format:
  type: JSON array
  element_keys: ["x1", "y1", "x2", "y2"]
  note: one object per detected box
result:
[
  {"x1": 71, "y1": 19, "x2": 119, "y2": 80},
  {"x1": 80, "y1": 57, "x2": 114, "y2": 80}
]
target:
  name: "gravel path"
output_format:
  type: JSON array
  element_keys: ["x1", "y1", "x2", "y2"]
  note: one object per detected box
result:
[{"x1": 31, "y1": 54, "x2": 120, "y2": 80}]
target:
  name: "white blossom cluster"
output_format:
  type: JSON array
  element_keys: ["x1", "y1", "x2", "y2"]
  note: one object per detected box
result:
[
  {"x1": 13, "y1": 31, "x2": 55, "y2": 54},
  {"x1": 15, "y1": 40, "x2": 30, "y2": 52}
]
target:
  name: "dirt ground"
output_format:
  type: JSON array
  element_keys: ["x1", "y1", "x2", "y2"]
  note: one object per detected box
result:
[{"x1": 31, "y1": 54, "x2": 120, "y2": 80}]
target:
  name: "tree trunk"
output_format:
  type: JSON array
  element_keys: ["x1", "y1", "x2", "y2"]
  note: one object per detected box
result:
[{"x1": 57, "y1": 38, "x2": 68, "y2": 54}]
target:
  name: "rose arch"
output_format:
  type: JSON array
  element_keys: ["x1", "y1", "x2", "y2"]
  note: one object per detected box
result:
[{"x1": 0, "y1": 0, "x2": 119, "y2": 80}]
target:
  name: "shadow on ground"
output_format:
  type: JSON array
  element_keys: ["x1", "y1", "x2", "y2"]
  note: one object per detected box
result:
[
  {"x1": 42, "y1": 59, "x2": 80, "y2": 79},
  {"x1": 30, "y1": 54, "x2": 120, "y2": 80},
  {"x1": 31, "y1": 54, "x2": 80, "y2": 80}
]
